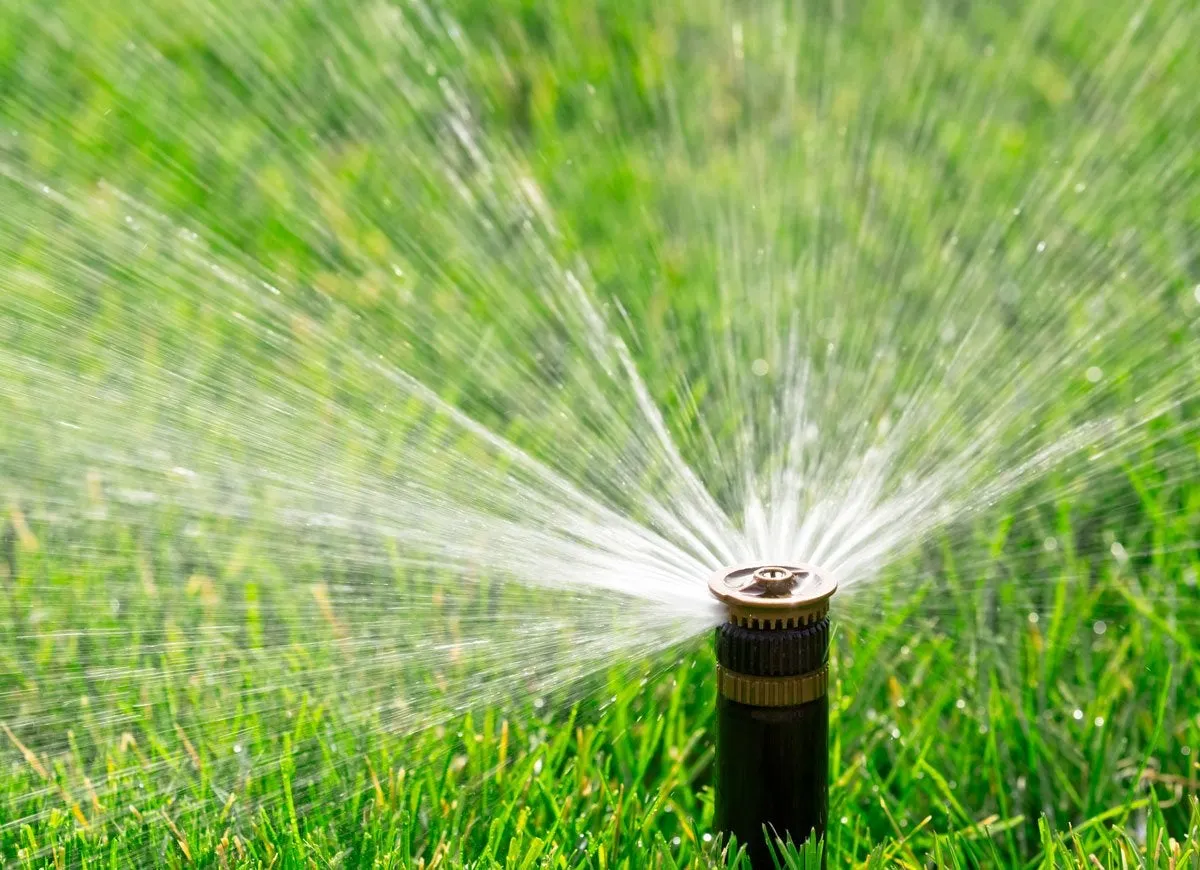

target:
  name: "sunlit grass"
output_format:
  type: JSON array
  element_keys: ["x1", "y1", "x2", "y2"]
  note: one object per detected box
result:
[
  {"x1": 3, "y1": 478, "x2": 1198, "y2": 865},
  {"x1": 2, "y1": 0, "x2": 1199, "y2": 866}
]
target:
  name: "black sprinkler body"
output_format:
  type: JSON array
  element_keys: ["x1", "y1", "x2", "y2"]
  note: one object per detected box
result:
[{"x1": 708, "y1": 564, "x2": 836, "y2": 866}]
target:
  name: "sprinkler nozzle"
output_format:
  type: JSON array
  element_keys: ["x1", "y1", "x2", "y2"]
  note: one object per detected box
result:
[
  {"x1": 708, "y1": 562, "x2": 836, "y2": 629},
  {"x1": 752, "y1": 565, "x2": 800, "y2": 596},
  {"x1": 709, "y1": 563, "x2": 836, "y2": 866}
]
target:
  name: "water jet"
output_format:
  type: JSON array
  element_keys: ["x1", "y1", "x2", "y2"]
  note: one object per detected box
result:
[{"x1": 709, "y1": 563, "x2": 836, "y2": 864}]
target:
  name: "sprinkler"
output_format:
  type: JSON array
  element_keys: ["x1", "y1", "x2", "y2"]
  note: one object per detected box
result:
[{"x1": 708, "y1": 563, "x2": 837, "y2": 865}]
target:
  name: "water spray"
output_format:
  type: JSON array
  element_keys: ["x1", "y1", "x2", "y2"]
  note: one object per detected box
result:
[{"x1": 709, "y1": 563, "x2": 837, "y2": 864}]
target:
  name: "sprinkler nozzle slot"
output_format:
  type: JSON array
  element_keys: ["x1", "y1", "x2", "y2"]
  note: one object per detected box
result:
[
  {"x1": 751, "y1": 565, "x2": 800, "y2": 596},
  {"x1": 709, "y1": 563, "x2": 836, "y2": 866}
]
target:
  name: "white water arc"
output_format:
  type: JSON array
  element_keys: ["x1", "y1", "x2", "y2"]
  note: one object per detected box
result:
[{"x1": 1, "y1": 0, "x2": 1198, "y2": 855}]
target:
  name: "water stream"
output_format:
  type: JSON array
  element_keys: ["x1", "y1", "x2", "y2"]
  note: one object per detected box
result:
[{"x1": 2, "y1": 0, "x2": 1198, "y2": 859}]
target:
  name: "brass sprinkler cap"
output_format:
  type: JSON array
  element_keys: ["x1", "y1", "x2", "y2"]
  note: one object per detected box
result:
[{"x1": 708, "y1": 562, "x2": 837, "y2": 629}]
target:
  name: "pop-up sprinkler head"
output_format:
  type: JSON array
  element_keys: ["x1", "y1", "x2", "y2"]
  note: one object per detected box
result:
[{"x1": 709, "y1": 563, "x2": 837, "y2": 866}]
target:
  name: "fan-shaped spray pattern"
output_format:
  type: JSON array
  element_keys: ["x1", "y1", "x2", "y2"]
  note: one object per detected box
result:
[{"x1": 1, "y1": 0, "x2": 1198, "y2": 856}]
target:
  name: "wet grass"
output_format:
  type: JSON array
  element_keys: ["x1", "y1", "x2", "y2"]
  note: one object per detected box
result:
[
  {"x1": 2, "y1": 476, "x2": 1198, "y2": 866},
  {"x1": 2, "y1": 0, "x2": 1200, "y2": 866}
]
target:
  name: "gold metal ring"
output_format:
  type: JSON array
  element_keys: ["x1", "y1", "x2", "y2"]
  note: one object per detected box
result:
[{"x1": 718, "y1": 665, "x2": 828, "y2": 707}]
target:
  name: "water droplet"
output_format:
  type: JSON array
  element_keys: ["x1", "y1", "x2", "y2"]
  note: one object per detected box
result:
[
  {"x1": 1110, "y1": 541, "x2": 1127, "y2": 561},
  {"x1": 955, "y1": 698, "x2": 966, "y2": 710},
  {"x1": 1183, "y1": 747, "x2": 1192, "y2": 757},
  {"x1": 233, "y1": 744, "x2": 242, "y2": 754},
  {"x1": 1073, "y1": 709, "x2": 1084, "y2": 721},
  {"x1": 1016, "y1": 776, "x2": 1027, "y2": 790},
  {"x1": 1093, "y1": 621, "x2": 1107, "y2": 635},
  {"x1": 1086, "y1": 366, "x2": 1103, "y2": 383},
  {"x1": 1043, "y1": 536, "x2": 1058, "y2": 552},
  {"x1": 702, "y1": 832, "x2": 713, "y2": 843},
  {"x1": 1028, "y1": 612, "x2": 1039, "y2": 624},
  {"x1": 751, "y1": 358, "x2": 769, "y2": 377},
  {"x1": 1074, "y1": 182, "x2": 1087, "y2": 193},
  {"x1": 671, "y1": 836, "x2": 681, "y2": 847},
  {"x1": 1036, "y1": 241, "x2": 1047, "y2": 253},
  {"x1": 1094, "y1": 717, "x2": 1105, "y2": 727}
]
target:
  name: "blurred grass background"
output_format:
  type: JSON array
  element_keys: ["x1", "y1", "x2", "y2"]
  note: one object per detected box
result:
[{"x1": 2, "y1": 0, "x2": 1199, "y2": 866}]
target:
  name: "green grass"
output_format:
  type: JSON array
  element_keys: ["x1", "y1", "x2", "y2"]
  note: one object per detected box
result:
[
  {"x1": 2, "y1": 0, "x2": 1200, "y2": 866},
  {"x1": 2, "y1": 505, "x2": 1199, "y2": 868}
]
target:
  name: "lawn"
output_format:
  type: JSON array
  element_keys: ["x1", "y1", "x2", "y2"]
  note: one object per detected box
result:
[{"x1": 2, "y1": 0, "x2": 1199, "y2": 866}]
